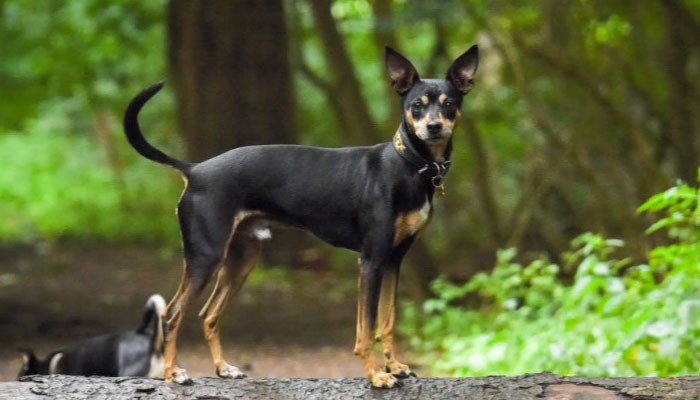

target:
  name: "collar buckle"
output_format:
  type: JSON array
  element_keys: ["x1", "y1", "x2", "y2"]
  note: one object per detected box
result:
[{"x1": 422, "y1": 162, "x2": 449, "y2": 196}]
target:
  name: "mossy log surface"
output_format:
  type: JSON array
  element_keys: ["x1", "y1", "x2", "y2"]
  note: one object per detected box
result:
[{"x1": 4, "y1": 372, "x2": 700, "y2": 399}]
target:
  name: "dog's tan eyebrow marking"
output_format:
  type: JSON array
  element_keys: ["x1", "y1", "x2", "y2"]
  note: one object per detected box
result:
[
  {"x1": 438, "y1": 94, "x2": 447, "y2": 104},
  {"x1": 420, "y1": 95, "x2": 429, "y2": 105}
]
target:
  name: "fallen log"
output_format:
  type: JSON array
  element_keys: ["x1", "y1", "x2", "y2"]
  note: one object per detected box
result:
[{"x1": 4, "y1": 372, "x2": 700, "y2": 399}]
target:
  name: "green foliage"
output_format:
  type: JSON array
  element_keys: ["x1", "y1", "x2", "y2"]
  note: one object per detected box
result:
[
  {"x1": 0, "y1": 123, "x2": 181, "y2": 243},
  {"x1": 0, "y1": 0, "x2": 182, "y2": 245},
  {"x1": 637, "y1": 168, "x2": 700, "y2": 243},
  {"x1": 1, "y1": 0, "x2": 697, "y2": 266},
  {"x1": 585, "y1": 14, "x2": 631, "y2": 49},
  {"x1": 1, "y1": 0, "x2": 166, "y2": 127},
  {"x1": 402, "y1": 173, "x2": 700, "y2": 376}
]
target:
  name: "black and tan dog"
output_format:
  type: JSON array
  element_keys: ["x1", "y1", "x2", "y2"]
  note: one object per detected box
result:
[
  {"x1": 123, "y1": 45, "x2": 478, "y2": 388},
  {"x1": 18, "y1": 294, "x2": 165, "y2": 379}
]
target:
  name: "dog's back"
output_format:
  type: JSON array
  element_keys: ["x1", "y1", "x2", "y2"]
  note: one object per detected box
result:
[{"x1": 18, "y1": 294, "x2": 165, "y2": 378}]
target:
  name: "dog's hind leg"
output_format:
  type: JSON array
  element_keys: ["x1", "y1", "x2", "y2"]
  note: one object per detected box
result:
[
  {"x1": 162, "y1": 198, "x2": 233, "y2": 384},
  {"x1": 163, "y1": 267, "x2": 210, "y2": 384},
  {"x1": 199, "y1": 230, "x2": 261, "y2": 379},
  {"x1": 164, "y1": 256, "x2": 225, "y2": 385}
]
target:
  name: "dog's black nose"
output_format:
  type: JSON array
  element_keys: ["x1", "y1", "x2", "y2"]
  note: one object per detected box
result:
[{"x1": 427, "y1": 121, "x2": 443, "y2": 135}]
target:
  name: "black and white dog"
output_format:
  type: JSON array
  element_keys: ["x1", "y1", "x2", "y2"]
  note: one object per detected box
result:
[{"x1": 18, "y1": 294, "x2": 165, "y2": 379}]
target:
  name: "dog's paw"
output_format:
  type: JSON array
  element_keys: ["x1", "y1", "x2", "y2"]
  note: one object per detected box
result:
[
  {"x1": 385, "y1": 362, "x2": 417, "y2": 379},
  {"x1": 393, "y1": 368, "x2": 417, "y2": 379},
  {"x1": 369, "y1": 371, "x2": 401, "y2": 389},
  {"x1": 217, "y1": 363, "x2": 246, "y2": 379},
  {"x1": 171, "y1": 368, "x2": 193, "y2": 385}
]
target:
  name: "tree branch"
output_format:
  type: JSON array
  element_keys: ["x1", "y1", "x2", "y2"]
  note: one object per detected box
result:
[
  {"x1": 370, "y1": 0, "x2": 400, "y2": 132},
  {"x1": 306, "y1": 0, "x2": 377, "y2": 144}
]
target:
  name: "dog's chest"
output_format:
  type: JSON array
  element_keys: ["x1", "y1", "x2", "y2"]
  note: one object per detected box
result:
[{"x1": 393, "y1": 198, "x2": 432, "y2": 245}]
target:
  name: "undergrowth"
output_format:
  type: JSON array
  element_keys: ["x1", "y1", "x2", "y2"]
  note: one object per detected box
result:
[
  {"x1": 0, "y1": 121, "x2": 181, "y2": 244},
  {"x1": 401, "y1": 167, "x2": 700, "y2": 376}
]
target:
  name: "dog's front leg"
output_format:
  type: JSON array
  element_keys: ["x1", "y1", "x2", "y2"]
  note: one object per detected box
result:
[
  {"x1": 377, "y1": 264, "x2": 415, "y2": 379},
  {"x1": 354, "y1": 255, "x2": 400, "y2": 388},
  {"x1": 376, "y1": 239, "x2": 416, "y2": 379}
]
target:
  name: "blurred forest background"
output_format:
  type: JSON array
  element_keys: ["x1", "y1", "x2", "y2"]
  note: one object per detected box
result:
[{"x1": 1, "y1": 0, "x2": 699, "y2": 380}]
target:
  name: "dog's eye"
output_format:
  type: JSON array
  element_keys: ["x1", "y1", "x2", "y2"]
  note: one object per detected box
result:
[
  {"x1": 411, "y1": 101, "x2": 423, "y2": 110},
  {"x1": 443, "y1": 99, "x2": 454, "y2": 108}
]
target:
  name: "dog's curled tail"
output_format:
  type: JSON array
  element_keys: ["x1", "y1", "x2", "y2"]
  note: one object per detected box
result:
[
  {"x1": 123, "y1": 82, "x2": 192, "y2": 175},
  {"x1": 138, "y1": 294, "x2": 167, "y2": 354}
]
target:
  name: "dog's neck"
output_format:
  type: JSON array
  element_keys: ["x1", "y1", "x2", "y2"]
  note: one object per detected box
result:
[
  {"x1": 395, "y1": 120, "x2": 452, "y2": 165},
  {"x1": 393, "y1": 121, "x2": 452, "y2": 196}
]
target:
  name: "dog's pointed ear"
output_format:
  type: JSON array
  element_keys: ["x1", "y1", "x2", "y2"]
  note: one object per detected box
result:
[
  {"x1": 446, "y1": 44, "x2": 479, "y2": 94},
  {"x1": 385, "y1": 46, "x2": 420, "y2": 95}
]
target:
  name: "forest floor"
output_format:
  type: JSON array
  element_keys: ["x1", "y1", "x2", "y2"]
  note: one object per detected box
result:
[{"x1": 0, "y1": 241, "x2": 421, "y2": 382}]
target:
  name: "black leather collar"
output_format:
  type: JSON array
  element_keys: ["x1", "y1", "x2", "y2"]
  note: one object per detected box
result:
[{"x1": 392, "y1": 124, "x2": 451, "y2": 194}]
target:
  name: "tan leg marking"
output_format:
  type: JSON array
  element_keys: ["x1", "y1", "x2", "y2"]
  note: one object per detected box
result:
[
  {"x1": 376, "y1": 268, "x2": 414, "y2": 378},
  {"x1": 162, "y1": 270, "x2": 195, "y2": 384},
  {"x1": 199, "y1": 234, "x2": 260, "y2": 379},
  {"x1": 164, "y1": 211, "x2": 263, "y2": 384},
  {"x1": 353, "y1": 267, "x2": 399, "y2": 388}
]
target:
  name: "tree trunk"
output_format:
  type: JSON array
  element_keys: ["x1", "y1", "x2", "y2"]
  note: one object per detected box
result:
[
  {"x1": 659, "y1": 1, "x2": 700, "y2": 183},
  {"x1": 167, "y1": 0, "x2": 295, "y2": 161},
  {"x1": 370, "y1": 0, "x2": 400, "y2": 133},
  {"x1": 10, "y1": 373, "x2": 700, "y2": 399},
  {"x1": 307, "y1": 0, "x2": 377, "y2": 144},
  {"x1": 167, "y1": 0, "x2": 312, "y2": 267}
]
